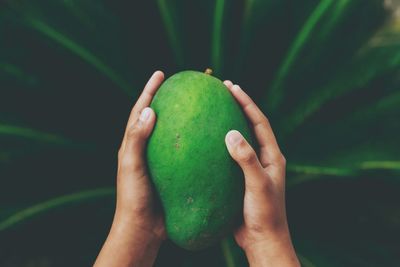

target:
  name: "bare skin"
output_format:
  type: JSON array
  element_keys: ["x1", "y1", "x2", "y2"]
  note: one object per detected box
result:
[
  {"x1": 223, "y1": 81, "x2": 300, "y2": 267},
  {"x1": 94, "y1": 71, "x2": 300, "y2": 267}
]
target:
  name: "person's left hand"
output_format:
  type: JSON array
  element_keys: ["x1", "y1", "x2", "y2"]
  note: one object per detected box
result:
[
  {"x1": 115, "y1": 70, "x2": 166, "y2": 242},
  {"x1": 95, "y1": 71, "x2": 165, "y2": 267}
]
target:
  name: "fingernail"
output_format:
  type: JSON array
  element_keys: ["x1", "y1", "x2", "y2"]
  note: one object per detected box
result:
[
  {"x1": 139, "y1": 107, "x2": 151, "y2": 122},
  {"x1": 227, "y1": 130, "x2": 243, "y2": 146}
]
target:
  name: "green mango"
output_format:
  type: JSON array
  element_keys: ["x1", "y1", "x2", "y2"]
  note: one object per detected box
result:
[{"x1": 147, "y1": 70, "x2": 252, "y2": 250}]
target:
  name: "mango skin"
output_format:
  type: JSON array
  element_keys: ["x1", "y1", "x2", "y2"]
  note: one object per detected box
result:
[{"x1": 147, "y1": 70, "x2": 252, "y2": 250}]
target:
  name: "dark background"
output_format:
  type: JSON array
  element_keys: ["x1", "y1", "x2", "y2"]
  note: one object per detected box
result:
[{"x1": 1, "y1": 0, "x2": 400, "y2": 266}]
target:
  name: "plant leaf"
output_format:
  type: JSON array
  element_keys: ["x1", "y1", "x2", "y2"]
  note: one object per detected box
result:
[
  {"x1": 220, "y1": 238, "x2": 236, "y2": 267},
  {"x1": 281, "y1": 45, "x2": 400, "y2": 136},
  {"x1": 298, "y1": 253, "x2": 317, "y2": 267},
  {"x1": 0, "y1": 123, "x2": 70, "y2": 145},
  {"x1": 211, "y1": 0, "x2": 225, "y2": 76},
  {"x1": 267, "y1": 0, "x2": 334, "y2": 111},
  {"x1": 157, "y1": 0, "x2": 184, "y2": 68},
  {"x1": 287, "y1": 161, "x2": 400, "y2": 186},
  {"x1": 348, "y1": 89, "x2": 400, "y2": 122},
  {"x1": 218, "y1": 235, "x2": 247, "y2": 267},
  {"x1": 0, "y1": 62, "x2": 37, "y2": 87},
  {"x1": 24, "y1": 18, "x2": 132, "y2": 94},
  {"x1": 287, "y1": 163, "x2": 356, "y2": 177},
  {"x1": 265, "y1": 0, "x2": 387, "y2": 116},
  {"x1": 0, "y1": 187, "x2": 114, "y2": 231}
]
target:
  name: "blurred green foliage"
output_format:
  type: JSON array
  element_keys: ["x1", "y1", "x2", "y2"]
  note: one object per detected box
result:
[{"x1": 1, "y1": 0, "x2": 400, "y2": 266}]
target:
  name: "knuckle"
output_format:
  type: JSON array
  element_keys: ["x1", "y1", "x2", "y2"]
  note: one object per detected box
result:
[
  {"x1": 119, "y1": 156, "x2": 143, "y2": 175},
  {"x1": 249, "y1": 175, "x2": 272, "y2": 193},
  {"x1": 275, "y1": 153, "x2": 286, "y2": 166},
  {"x1": 126, "y1": 124, "x2": 142, "y2": 140},
  {"x1": 263, "y1": 114, "x2": 270, "y2": 124},
  {"x1": 260, "y1": 175, "x2": 273, "y2": 189},
  {"x1": 119, "y1": 154, "x2": 134, "y2": 169},
  {"x1": 237, "y1": 146, "x2": 257, "y2": 165}
]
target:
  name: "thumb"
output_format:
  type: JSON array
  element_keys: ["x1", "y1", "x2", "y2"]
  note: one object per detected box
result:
[
  {"x1": 119, "y1": 107, "x2": 156, "y2": 172},
  {"x1": 225, "y1": 130, "x2": 266, "y2": 190}
]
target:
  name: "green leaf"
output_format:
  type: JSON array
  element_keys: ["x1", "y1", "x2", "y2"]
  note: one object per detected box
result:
[
  {"x1": 313, "y1": 0, "x2": 352, "y2": 42},
  {"x1": 348, "y1": 89, "x2": 400, "y2": 122},
  {"x1": 281, "y1": 45, "x2": 400, "y2": 136},
  {"x1": 298, "y1": 253, "x2": 317, "y2": 267},
  {"x1": 282, "y1": 74, "x2": 400, "y2": 175},
  {"x1": 0, "y1": 123, "x2": 71, "y2": 145},
  {"x1": 157, "y1": 0, "x2": 184, "y2": 68},
  {"x1": 235, "y1": 0, "x2": 266, "y2": 73},
  {"x1": 233, "y1": 0, "x2": 287, "y2": 84},
  {"x1": 287, "y1": 163, "x2": 356, "y2": 177},
  {"x1": 287, "y1": 160, "x2": 400, "y2": 186},
  {"x1": 220, "y1": 238, "x2": 236, "y2": 267},
  {"x1": 267, "y1": 0, "x2": 334, "y2": 111},
  {"x1": 360, "y1": 161, "x2": 400, "y2": 170},
  {"x1": 265, "y1": 0, "x2": 387, "y2": 116},
  {"x1": 0, "y1": 62, "x2": 37, "y2": 87},
  {"x1": 211, "y1": 0, "x2": 225, "y2": 76},
  {"x1": 0, "y1": 187, "x2": 114, "y2": 231},
  {"x1": 25, "y1": 18, "x2": 132, "y2": 94}
]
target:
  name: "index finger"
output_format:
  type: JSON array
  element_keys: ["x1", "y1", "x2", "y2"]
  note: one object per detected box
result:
[
  {"x1": 121, "y1": 71, "x2": 164, "y2": 150},
  {"x1": 226, "y1": 83, "x2": 283, "y2": 167},
  {"x1": 125, "y1": 70, "x2": 165, "y2": 129}
]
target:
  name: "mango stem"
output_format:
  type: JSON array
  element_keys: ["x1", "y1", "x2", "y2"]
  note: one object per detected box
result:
[{"x1": 204, "y1": 68, "x2": 213, "y2": 75}]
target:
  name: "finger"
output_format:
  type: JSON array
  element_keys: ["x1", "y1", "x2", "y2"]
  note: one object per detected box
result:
[
  {"x1": 225, "y1": 130, "x2": 269, "y2": 191},
  {"x1": 120, "y1": 71, "x2": 163, "y2": 150},
  {"x1": 126, "y1": 71, "x2": 164, "y2": 131},
  {"x1": 228, "y1": 84, "x2": 283, "y2": 168},
  {"x1": 223, "y1": 80, "x2": 233, "y2": 89},
  {"x1": 119, "y1": 107, "x2": 156, "y2": 174}
]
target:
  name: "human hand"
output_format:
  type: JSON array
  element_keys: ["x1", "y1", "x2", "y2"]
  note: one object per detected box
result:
[
  {"x1": 95, "y1": 71, "x2": 165, "y2": 267},
  {"x1": 223, "y1": 81, "x2": 300, "y2": 267}
]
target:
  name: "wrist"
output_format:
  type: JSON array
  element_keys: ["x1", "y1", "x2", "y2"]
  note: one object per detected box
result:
[
  {"x1": 243, "y1": 232, "x2": 300, "y2": 267},
  {"x1": 94, "y1": 214, "x2": 162, "y2": 267},
  {"x1": 112, "y1": 212, "x2": 164, "y2": 245}
]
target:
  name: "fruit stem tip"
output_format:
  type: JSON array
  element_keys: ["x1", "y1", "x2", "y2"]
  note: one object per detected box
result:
[{"x1": 204, "y1": 68, "x2": 213, "y2": 75}]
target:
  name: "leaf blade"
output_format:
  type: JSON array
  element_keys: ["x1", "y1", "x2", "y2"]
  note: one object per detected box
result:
[
  {"x1": 221, "y1": 238, "x2": 236, "y2": 267},
  {"x1": 26, "y1": 18, "x2": 132, "y2": 94},
  {"x1": 0, "y1": 62, "x2": 37, "y2": 87},
  {"x1": 211, "y1": 0, "x2": 225, "y2": 76},
  {"x1": 0, "y1": 187, "x2": 114, "y2": 231},
  {"x1": 281, "y1": 46, "x2": 400, "y2": 136},
  {"x1": 157, "y1": 0, "x2": 184, "y2": 68},
  {"x1": 287, "y1": 161, "x2": 400, "y2": 186},
  {"x1": 267, "y1": 0, "x2": 334, "y2": 110},
  {"x1": 0, "y1": 123, "x2": 70, "y2": 145}
]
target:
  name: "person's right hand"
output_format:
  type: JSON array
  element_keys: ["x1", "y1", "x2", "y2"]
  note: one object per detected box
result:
[{"x1": 223, "y1": 81, "x2": 300, "y2": 267}]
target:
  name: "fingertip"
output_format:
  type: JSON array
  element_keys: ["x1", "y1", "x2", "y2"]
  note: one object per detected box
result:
[
  {"x1": 139, "y1": 107, "x2": 152, "y2": 120},
  {"x1": 225, "y1": 130, "x2": 243, "y2": 148},
  {"x1": 150, "y1": 71, "x2": 164, "y2": 84},
  {"x1": 154, "y1": 70, "x2": 164, "y2": 79},
  {"x1": 232, "y1": 84, "x2": 241, "y2": 92},
  {"x1": 148, "y1": 107, "x2": 156, "y2": 122},
  {"x1": 225, "y1": 130, "x2": 260, "y2": 170},
  {"x1": 142, "y1": 71, "x2": 165, "y2": 97},
  {"x1": 223, "y1": 80, "x2": 233, "y2": 89},
  {"x1": 139, "y1": 107, "x2": 156, "y2": 130}
]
